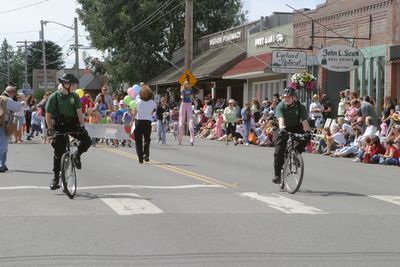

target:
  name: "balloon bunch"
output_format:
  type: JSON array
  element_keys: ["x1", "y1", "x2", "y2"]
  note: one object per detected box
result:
[{"x1": 125, "y1": 84, "x2": 140, "y2": 110}]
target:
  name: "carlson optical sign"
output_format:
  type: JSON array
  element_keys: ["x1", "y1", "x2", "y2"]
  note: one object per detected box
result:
[
  {"x1": 318, "y1": 45, "x2": 364, "y2": 72},
  {"x1": 272, "y1": 50, "x2": 307, "y2": 73}
]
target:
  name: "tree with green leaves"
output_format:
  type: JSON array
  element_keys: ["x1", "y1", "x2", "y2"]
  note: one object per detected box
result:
[
  {"x1": 77, "y1": 0, "x2": 247, "y2": 86},
  {"x1": 0, "y1": 39, "x2": 25, "y2": 90},
  {"x1": 27, "y1": 40, "x2": 65, "y2": 86}
]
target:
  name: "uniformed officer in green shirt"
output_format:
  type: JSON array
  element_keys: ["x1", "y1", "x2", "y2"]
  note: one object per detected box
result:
[
  {"x1": 45, "y1": 74, "x2": 91, "y2": 190},
  {"x1": 273, "y1": 87, "x2": 311, "y2": 184}
]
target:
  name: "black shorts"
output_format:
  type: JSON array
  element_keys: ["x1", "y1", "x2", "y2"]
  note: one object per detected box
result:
[{"x1": 226, "y1": 123, "x2": 236, "y2": 136}]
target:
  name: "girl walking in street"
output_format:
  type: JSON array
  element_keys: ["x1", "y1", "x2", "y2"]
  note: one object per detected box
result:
[
  {"x1": 156, "y1": 97, "x2": 169, "y2": 144},
  {"x1": 132, "y1": 85, "x2": 156, "y2": 163},
  {"x1": 178, "y1": 80, "x2": 195, "y2": 146}
]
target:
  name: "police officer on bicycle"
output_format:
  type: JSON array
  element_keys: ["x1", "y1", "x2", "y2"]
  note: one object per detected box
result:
[
  {"x1": 273, "y1": 87, "x2": 311, "y2": 184},
  {"x1": 45, "y1": 74, "x2": 91, "y2": 190}
]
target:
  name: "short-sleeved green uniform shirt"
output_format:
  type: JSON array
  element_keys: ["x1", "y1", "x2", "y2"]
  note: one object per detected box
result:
[
  {"x1": 275, "y1": 101, "x2": 308, "y2": 128},
  {"x1": 46, "y1": 91, "x2": 81, "y2": 121}
]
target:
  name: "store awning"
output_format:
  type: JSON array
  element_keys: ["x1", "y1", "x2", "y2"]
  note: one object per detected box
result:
[
  {"x1": 148, "y1": 44, "x2": 246, "y2": 86},
  {"x1": 390, "y1": 45, "x2": 400, "y2": 63},
  {"x1": 222, "y1": 53, "x2": 272, "y2": 80}
]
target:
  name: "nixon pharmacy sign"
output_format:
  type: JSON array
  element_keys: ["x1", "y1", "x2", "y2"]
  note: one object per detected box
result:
[{"x1": 318, "y1": 45, "x2": 364, "y2": 72}]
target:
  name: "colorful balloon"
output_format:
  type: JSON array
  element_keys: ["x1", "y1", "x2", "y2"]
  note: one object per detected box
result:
[
  {"x1": 127, "y1": 87, "x2": 134, "y2": 98},
  {"x1": 124, "y1": 95, "x2": 132, "y2": 106},
  {"x1": 133, "y1": 84, "x2": 140, "y2": 96},
  {"x1": 75, "y1": 88, "x2": 84, "y2": 98},
  {"x1": 129, "y1": 100, "x2": 136, "y2": 110}
]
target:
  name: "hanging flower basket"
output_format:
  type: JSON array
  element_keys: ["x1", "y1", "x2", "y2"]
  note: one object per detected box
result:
[{"x1": 289, "y1": 72, "x2": 317, "y2": 92}]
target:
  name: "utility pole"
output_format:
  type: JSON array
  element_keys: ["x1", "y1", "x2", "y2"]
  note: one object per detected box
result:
[
  {"x1": 184, "y1": 0, "x2": 193, "y2": 71},
  {"x1": 40, "y1": 20, "x2": 47, "y2": 91},
  {"x1": 17, "y1": 40, "x2": 34, "y2": 87},
  {"x1": 74, "y1": 17, "x2": 79, "y2": 78}
]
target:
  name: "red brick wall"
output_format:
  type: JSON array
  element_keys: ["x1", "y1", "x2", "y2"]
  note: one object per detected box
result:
[{"x1": 293, "y1": 0, "x2": 398, "y2": 97}]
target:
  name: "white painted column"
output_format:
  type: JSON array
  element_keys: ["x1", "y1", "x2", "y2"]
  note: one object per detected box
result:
[
  {"x1": 211, "y1": 81, "x2": 216, "y2": 99},
  {"x1": 243, "y1": 82, "x2": 248, "y2": 104},
  {"x1": 227, "y1": 85, "x2": 232, "y2": 100}
]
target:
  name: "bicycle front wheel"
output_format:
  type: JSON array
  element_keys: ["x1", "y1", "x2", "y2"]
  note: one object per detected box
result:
[
  {"x1": 282, "y1": 150, "x2": 304, "y2": 194},
  {"x1": 61, "y1": 153, "x2": 77, "y2": 199}
]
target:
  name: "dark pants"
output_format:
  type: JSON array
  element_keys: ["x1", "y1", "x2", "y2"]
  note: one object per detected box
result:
[
  {"x1": 134, "y1": 120, "x2": 152, "y2": 161},
  {"x1": 51, "y1": 122, "x2": 91, "y2": 177},
  {"x1": 273, "y1": 125, "x2": 306, "y2": 178}
]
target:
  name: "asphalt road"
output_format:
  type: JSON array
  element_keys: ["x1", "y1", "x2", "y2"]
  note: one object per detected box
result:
[{"x1": 1, "y1": 133, "x2": 400, "y2": 267}]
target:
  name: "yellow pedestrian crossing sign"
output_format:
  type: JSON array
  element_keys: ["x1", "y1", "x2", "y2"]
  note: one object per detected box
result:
[{"x1": 178, "y1": 69, "x2": 197, "y2": 87}]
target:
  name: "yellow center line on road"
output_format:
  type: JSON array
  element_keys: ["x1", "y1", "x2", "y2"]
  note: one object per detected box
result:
[{"x1": 99, "y1": 146, "x2": 238, "y2": 189}]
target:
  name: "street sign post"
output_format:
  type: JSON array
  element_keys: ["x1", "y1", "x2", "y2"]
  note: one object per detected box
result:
[{"x1": 178, "y1": 69, "x2": 197, "y2": 87}]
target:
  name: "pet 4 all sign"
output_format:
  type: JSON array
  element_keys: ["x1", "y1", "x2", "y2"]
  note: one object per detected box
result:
[{"x1": 318, "y1": 45, "x2": 364, "y2": 72}]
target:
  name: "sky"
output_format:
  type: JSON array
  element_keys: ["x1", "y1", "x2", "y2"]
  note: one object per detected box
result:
[{"x1": 0, "y1": 0, "x2": 325, "y2": 68}]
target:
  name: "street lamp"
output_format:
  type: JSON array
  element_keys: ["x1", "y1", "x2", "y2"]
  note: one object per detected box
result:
[{"x1": 40, "y1": 18, "x2": 80, "y2": 90}]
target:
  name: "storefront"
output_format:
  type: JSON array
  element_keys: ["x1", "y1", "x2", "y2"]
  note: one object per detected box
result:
[
  {"x1": 223, "y1": 13, "x2": 294, "y2": 104},
  {"x1": 390, "y1": 45, "x2": 400, "y2": 100},
  {"x1": 148, "y1": 21, "x2": 258, "y2": 105},
  {"x1": 293, "y1": 0, "x2": 400, "y2": 114}
]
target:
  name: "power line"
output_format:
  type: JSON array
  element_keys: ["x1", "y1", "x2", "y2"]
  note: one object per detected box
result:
[
  {"x1": 133, "y1": 0, "x2": 185, "y2": 34},
  {"x1": 0, "y1": 27, "x2": 63, "y2": 36},
  {"x1": 0, "y1": 0, "x2": 50, "y2": 15},
  {"x1": 128, "y1": 0, "x2": 178, "y2": 33}
]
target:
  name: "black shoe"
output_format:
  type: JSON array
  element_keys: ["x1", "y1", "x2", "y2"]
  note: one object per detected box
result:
[
  {"x1": 144, "y1": 156, "x2": 149, "y2": 162},
  {"x1": 0, "y1": 168, "x2": 6, "y2": 173},
  {"x1": 4, "y1": 166, "x2": 8, "y2": 171},
  {"x1": 50, "y1": 178, "x2": 60, "y2": 190},
  {"x1": 27, "y1": 136, "x2": 32, "y2": 140},
  {"x1": 73, "y1": 154, "x2": 82, "y2": 170},
  {"x1": 138, "y1": 158, "x2": 143, "y2": 164},
  {"x1": 272, "y1": 176, "x2": 281, "y2": 184}
]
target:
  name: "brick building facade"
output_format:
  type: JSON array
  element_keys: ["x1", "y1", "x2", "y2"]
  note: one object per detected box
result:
[{"x1": 293, "y1": 0, "x2": 400, "y2": 114}]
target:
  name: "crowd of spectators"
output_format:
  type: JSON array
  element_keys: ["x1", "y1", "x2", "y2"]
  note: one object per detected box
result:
[{"x1": 154, "y1": 88, "x2": 400, "y2": 168}]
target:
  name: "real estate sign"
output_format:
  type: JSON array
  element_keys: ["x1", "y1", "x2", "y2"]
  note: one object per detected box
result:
[{"x1": 318, "y1": 45, "x2": 364, "y2": 72}]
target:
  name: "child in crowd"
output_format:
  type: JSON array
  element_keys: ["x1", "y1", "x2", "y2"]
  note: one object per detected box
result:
[
  {"x1": 122, "y1": 107, "x2": 133, "y2": 147},
  {"x1": 259, "y1": 120, "x2": 275, "y2": 147},
  {"x1": 357, "y1": 136, "x2": 385, "y2": 164},
  {"x1": 170, "y1": 107, "x2": 179, "y2": 139},
  {"x1": 87, "y1": 108, "x2": 100, "y2": 146},
  {"x1": 314, "y1": 126, "x2": 331, "y2": 154},
  {"x1": 377, "y1": 140, "x2": 400, "y2": 165},
  {"x1": 203, "y1": 100, "x2": 213, "y2": 119},
  {"x1": 156, "y1": 97, "x2": 169, "y2": 144},
  {"x1": 26, "y1": 106, "x2": 42, "y2": 140},
  {"x1": 248, "y1": 128, "x2": 258, "y2": 145},
  {"x1": 196, "y1": 119, "x2": 215, "y2": 138},
  {"x1": 324, "y1": 125, "x2": 347, "y2": 155},
  {"x1": 215, "y1": 109, "x2": 224, "y2": 139},
  {"x1": 14, "y1": 93, "x2": 26, "y2": 143}
]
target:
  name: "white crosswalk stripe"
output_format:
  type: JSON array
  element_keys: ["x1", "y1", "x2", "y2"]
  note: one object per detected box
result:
[
  {"x1": 100, "y1": 193, "x2": 164, "y2": 215},
  {"x1": 239, "y1": 192, "x2": 328, "y2": 214},
  {"x1": 369, "y1": 195, "x2": 400, "y2": 206}
]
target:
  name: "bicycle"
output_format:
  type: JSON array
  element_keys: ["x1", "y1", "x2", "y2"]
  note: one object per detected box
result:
[
  {"x1": 55, "y1": 131, "x2": 81, "y2": 199},
  {"x1": 279, "y1": 132, "x2": 305, "y2": 194}
]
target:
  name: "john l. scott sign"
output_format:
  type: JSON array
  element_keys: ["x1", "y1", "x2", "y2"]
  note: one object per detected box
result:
[
  {"x1": 318, "y1": 45, "x2": 364, "y2": 72},
  {"x1": 272, "y1": 50, "x2": 307, "y2": 73}
]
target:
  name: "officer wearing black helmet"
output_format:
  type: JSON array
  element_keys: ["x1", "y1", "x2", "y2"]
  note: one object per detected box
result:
[
  {"x1": 45, "y1": 73, "x2": 91, "y2": 190},
  {"x1": 273, "y1": 87, "x2": 311, "y2": 184}
]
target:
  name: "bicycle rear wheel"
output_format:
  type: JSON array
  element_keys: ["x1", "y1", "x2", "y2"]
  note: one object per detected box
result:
[
  {"x1": 61, "y1": 152, "x2": 77, "y2": 199},
  {"x1": 282, "y1": 150, "x2": 304, "y2": 194}
]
